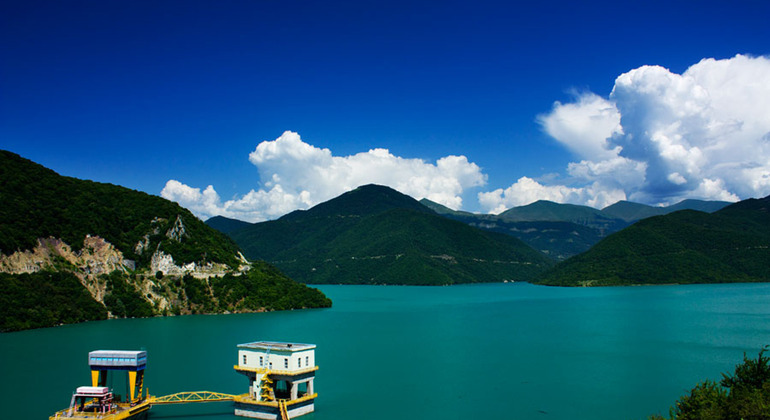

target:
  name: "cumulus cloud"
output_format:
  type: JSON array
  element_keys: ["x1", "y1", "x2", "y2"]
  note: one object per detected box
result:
[
  {"x1": 162, "y1": 131, "x2": 486, "y2": 222},
  {"x1": 482, "y1": 54, "x2": 770, "y2": 213},
  {"x1": 537, "y1": 91, "x2": 622, "y2": 161}
]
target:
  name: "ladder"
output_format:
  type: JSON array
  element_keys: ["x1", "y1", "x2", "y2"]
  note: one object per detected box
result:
[
  {"x1": 278, "y1": 399, "x2": 290, "y2": 420},
  {"x1": 260, "y1": 346, "x2": 274, "y2": 402}
]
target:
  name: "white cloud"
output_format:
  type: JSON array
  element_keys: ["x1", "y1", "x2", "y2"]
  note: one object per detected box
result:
[
  {"x1": 537, "y1": 91, "x2": 622, "y2": 160},
  {"x1": 163, "y1": 131, "x2": 486, "y2": 222},
  {"x1": 522, "y1": 54, "x2": 770, "y2": 211},
  {"x1": 478, "y1": 176, "x2": 626, "y2": 214}
]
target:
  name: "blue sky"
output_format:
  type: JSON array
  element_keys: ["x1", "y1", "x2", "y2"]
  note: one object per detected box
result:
[{"x1": 3, "y1": 1, "x2": 770, "y2": 221}]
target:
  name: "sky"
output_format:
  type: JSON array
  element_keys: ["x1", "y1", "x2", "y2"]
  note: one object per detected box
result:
[{"x1": 2, "y1": 0, "x2": 770, "y2": 222}]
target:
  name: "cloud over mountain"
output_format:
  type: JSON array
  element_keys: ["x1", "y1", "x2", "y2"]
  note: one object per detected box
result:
[
  {"x1": 481, "y1": 54, "x2": 770, "y2": 212},
  {"x1": 162, "y1": 131, "x2": 486, "y2": 222}
]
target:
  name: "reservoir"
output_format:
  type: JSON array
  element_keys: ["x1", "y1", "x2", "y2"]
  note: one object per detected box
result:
[{"x1": 1, "y1": 282, "x2": 768, "y2": 420}]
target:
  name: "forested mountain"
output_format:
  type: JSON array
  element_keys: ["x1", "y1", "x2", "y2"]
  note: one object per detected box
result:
[
  {"x1": 0, "y1": 150, "x2": 240, "y2": 268},
  {"x1": 205, "y1": 215, "x2": 253, "y2": 234},
  {"x1": 601, "y1": 199, "x2": 730, "y2": 222},
  {"x1": 535, "y1": 195, "x2": 770, "y2": 286},
  {"x1": 0, "y1": 151, "x2": 330, "y2": 332},
  {"x1": 219, "y1": 185, "x2": 553, "y2": 285},
  {"x1": 422, "y1": 197, "x2": 730, "y2": 260}
]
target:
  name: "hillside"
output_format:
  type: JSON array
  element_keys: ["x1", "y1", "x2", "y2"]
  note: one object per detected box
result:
[
  {"x1": 422, "y1": 197, "x2": 730, "y2": 260},
  {"x1": 225, "y1": 185, "x2": 553, "y2": 285},
  {"x1": 0, "y1": 150, "x2": 240, "y2": 268},
  {"x1": 0, "y1": 151, "x2": 331, "y2": 331},
  {"x1": 421, "y1": 199, "x2": 604, "y2": 260},
  {"x1": 205, "y1": 215, "x2": 254, "y2": 234},
  {"x1": 498, "y1": 200, "x2": 628, "y2": 233},
  {"x1": 601, "y1": 199, "x2": 730, "y2": 222},
  {"x1": 535, "y1": 195, "x2": 770, "y2": 286}
]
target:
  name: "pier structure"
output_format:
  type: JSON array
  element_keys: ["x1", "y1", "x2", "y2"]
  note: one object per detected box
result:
[
  {"x1": 233, "y1": 341, "x2": 318, "y2": 419},
  {"x1": 89, "y1": 350, "x2": 147, "y2": 404}
]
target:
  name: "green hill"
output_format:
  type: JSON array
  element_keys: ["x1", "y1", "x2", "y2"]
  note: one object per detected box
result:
[
  {"x1": 422, "y1": 197, "x2": 730, "y2": 260},
  {"x1": 0, "y1": 150, "x2": 240, "y2": 268},
  {"x1": 420, "y1": 199, "x2": 602, "y2": 260},
  {"x1": 600, "y1": 201, "x2": 667, "y2": 222},
  {"x1": 228, "y1": 185, "x2": 553, "y2": 285},
  {"x1": 498, "y1": 200, "x2": 628, "y2": 233},
  {"x1": 205, "y1": 215, "x2": 254, "y2": 234},
  {"x1": 535, "y1": 195, "x2": 770, "y2": 286},
  {"x1": 601, "y1": 199, "x2": 730, "y2": 222},
  {"x1": 0, "y1": 151, "x2": 331, "y2": 331}
]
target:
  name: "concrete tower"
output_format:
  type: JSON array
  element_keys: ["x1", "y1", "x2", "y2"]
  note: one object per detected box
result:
[{"x1": 233, "y1": 341, "x2": 317, "y2": 419}]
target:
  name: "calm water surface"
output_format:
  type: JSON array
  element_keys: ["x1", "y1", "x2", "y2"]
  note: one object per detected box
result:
[{"x1": 2, "y1": 282, "x2": 769, "y2": 420}]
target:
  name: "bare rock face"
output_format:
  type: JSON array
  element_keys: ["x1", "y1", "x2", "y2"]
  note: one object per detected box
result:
[
  {"x1": 1, "y1": 232, "x2": 245, "y2": 316},
  {"x1": 0, "y1": 235, "x2": 128, "y2": 275},
  {"x1": 166, "y1": 215, "x2": 187, "y2": 242},
  {"x1": 150, "y1": 249, "x2": 230, "y2": 279}
]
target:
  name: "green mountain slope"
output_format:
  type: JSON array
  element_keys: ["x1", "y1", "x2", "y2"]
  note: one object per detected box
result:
[
  {"x1": 498, "y1": 200, "x2": 628, "y2": 233},
  {"x1": 229, "y1": 185, "x2": 553, "y2": 285},
  {"x1": 205, "y1": 215, "x2": 254, "y2": 234},
  {"x1": 600, "y1": 201, "x2": 667, "y2": 222},
  {"x1": 535, "y1": 196, "x2": 770, "y2": 286},
  {"x1": 0, "y1": 150, "x2": 240, "y2": 267},
  {"x1": 0, "y1": 151, "x2": 331, "y2": 331},
  {"x1": 601, "y1": 199, "x2": 730, "y2": 222},
  {"x1": 420, "y1": 199, "x2": 601, "y2": 260},
  {"x1": 422, "y1": 197, "x2": 730, "y2": 260}
]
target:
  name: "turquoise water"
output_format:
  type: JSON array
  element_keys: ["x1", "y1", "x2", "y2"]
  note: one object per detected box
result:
[{"x1": 1, "y1": 282, "x2": 769, "y2": 419}]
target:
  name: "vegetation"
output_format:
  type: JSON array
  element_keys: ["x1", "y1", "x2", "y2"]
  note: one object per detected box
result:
[
  {"x1": 602, "y1": 199, "x2": 729, "y2": 223},
  {"x1": 211, "y1": 262, "x2": 332, "y2": 311},
  {"x1": 102, "y1": 271, "x2": 155, "y2": 318},
  {"x1": 0, "y1": 150, "x2": 332, "y2": 331},
  {"x1": 0, "y1": 150, "x2": 240, "y2": 268},
  {"x1": 223, "y1": 185, "x2": 553, "y2": 285},
  {"x1": 535, "y1": 196, "x2": 770, "y2": 286},
  {"x1": 650, "y1": 346, "x2": 770, "y2": 420},
  {"x1": 205, "y1": 215, "x2": 253, "y2": 234},
  {"x1": 0, "y1": 271, "x2": 108, "y2": 332},
  {"x1": 421, "y1": 198, "x2": 606, "y2": 260}
]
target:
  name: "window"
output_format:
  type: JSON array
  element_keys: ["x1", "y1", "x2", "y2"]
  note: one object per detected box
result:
[
  {"x1": 284, "y1": 358, "x2": 288, "y2": 369},
  {"x1": 306, "y1": 356, "x2": 309, "y2": 366},
  {"x1": 259, "y1": 356, "x2": 263, "y2": 367},
  {"x1": 269, "y1": 362, "x2": 273, "y2": 369},
  {"x1": 243, "y1": 354, "x2": 247, "y2": 365},
  {"x1": 298, "y1": 358, "x2": 301, "y2": 368}
]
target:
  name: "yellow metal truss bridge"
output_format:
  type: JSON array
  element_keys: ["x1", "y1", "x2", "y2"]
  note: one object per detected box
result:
[{"x1": 149, "y1": 391, "x2": 236, "y2": 405}]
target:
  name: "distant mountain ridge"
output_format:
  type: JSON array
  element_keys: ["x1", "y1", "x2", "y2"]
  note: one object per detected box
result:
[
  {"x1": 535, "y1": 195, "x2": 770, "y2": 286},
  {"x1": 421, "y1": 197, "x2": 730, "y2": 260},
  {"x1": 602, "y1": 199, "x2": 731, "y2": 222},
  {"x1": 215, "y1": 184, "x2": 553, "y2": 285}
]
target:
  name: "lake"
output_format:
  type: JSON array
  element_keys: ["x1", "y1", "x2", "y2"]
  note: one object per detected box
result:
[{"x1": 1, "y1": 282, "x2": 768, "y2": 420}]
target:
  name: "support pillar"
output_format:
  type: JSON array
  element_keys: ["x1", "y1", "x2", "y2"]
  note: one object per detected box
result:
[
  {"x1": 91, "y1": 370, "x2": 100, "y2": 387},
  {"x1": 128, "y1": 371, "x2": 137, "y2": 402}
]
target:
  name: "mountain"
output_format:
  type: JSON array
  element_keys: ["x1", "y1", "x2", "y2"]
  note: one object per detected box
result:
[
  {"x1": 667, "y1": 199, "x2": 731, "y2": 213},
  {"x1": 227, "y1": 184, "x2": 553, "y2": 285},
  {"x1": 601, "y1": 199, "x2": 730, "y2": 222},
  {"x1": 420, "y1": 199, "x2": 602, "y2": 260},
  {"x1": 498, "y1": 200, "x2": 628, "y2": 233},
  {"x1": 205, "y1": 215, "x2": 254, "y2": 234},
  {"x1": 0, "y1": 150, "x2": 241, "y2": 269},
  {"x1": 0, "y1": 151, "x2": 330, "y2": 331},
  {"x1": 535, "y1": 195, "x2": 770, "y2": 286},
  {"x1": 422, "y1": 198, "x2": 730, "y2": 260},
  {"x1": 600, "y1": 201, "x2": 667, "y2": 222}
]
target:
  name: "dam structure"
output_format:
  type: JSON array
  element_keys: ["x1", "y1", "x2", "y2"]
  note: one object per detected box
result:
[
  {"x1": 233, "y1": 341, "x2": 318, "y2": 419},
  {"x1": 51, "y1": 341, "x2": 317, "y2": 420}
]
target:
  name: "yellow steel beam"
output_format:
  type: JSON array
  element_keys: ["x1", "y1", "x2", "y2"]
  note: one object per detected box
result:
[{"x1": 150, "y1": 391, "x2": 236, "y2": 405}]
